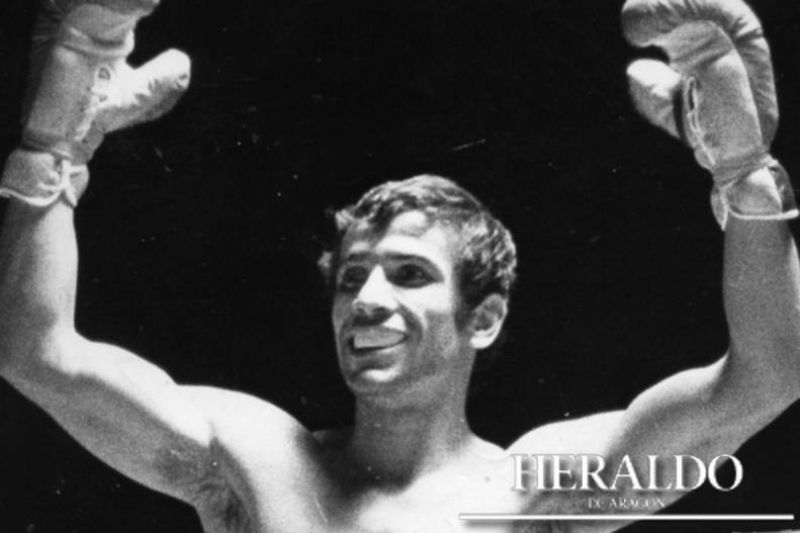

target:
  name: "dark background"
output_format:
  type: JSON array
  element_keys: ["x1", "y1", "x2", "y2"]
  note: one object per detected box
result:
[{"x1": 1, "y1": 1, "x2": 799, "y2": 532}]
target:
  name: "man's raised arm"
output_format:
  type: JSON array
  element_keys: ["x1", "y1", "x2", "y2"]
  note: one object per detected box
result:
[
  {"x1": 512, "y1": 0, "x2": 800, "y2": 508},
  {"x1": 608, "y1": 0, "x2": 800, "y2": 460},
  {"x1": 543, "y1": 0, "x2": 800, "y2": 499},
  {"x1": 0, "y1": 0, "x2": 240, "y2": 503}
]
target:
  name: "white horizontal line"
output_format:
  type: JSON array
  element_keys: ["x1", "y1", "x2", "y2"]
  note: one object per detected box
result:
[{"x1": 459, "y1": 514, "x2": 795, "y2": 522}]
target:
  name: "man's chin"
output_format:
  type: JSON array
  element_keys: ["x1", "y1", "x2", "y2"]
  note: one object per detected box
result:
[{"x1": 344, "y1": 368, "x2": 406, "y2": 397}]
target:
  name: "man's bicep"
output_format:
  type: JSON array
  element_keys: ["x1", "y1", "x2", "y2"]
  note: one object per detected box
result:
[
  {"x1": 602, "y1": 354, "x2": 786, "y2": 465},
  {"x1": 506, "y1": 358, "x2": 768, "y2": 518},
  {"x1": 5, "y1": 330, "x2": 217, "y2": 502},
  {"x1": 512, "y1": 355, "x2": 782, "y2": 474},
  {"x1": 510, "y1": 360, "x2": 740, "y2": 458}
]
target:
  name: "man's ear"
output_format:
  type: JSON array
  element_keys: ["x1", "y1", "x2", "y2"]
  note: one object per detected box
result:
[{"x1": 468, "y1": 294, "x2": 508, "y2": 350}]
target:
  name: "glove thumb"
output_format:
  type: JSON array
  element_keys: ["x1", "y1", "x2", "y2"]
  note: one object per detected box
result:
[
  {"x1": 627, "y1": 59, "x2": 683, "y2": 139},
  {"x1": 99, "y1": 49, "x2": 191, "y2": 133},
  {"x1": 75, "y1": 49, "x2": 191, "y2": 160}
]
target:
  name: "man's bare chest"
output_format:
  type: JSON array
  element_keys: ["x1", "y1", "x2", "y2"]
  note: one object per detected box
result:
[{"x1": 194, "y1": 453, "x2": 530, "y2": 533}]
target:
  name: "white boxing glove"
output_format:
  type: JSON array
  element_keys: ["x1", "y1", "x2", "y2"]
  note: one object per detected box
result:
[
  {"x1": 622, "y1": 0, "x2": 797, "y2": 228},
  {"x1": 0, "y1": 0, "x2": 191, "y2": 207}
]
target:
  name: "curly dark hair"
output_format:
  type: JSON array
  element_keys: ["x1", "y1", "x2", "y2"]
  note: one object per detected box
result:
[{"x1": 318, "y1": 174, "x2": 517, "y2": 316}]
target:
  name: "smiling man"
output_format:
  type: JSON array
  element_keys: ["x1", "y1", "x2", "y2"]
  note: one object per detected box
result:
[
  {"x1": 328, "y1": 178, "x2": 515, "y2": 402},
  {"x1": 1, "y1": 0, "x2": 800, "y2": 532}
]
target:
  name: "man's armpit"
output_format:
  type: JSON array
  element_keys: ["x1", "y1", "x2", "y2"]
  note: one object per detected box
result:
[
  {"x1": 154, "y1": 440, "x2": 219, "y2": 491},
  {"x1": 192, "y1": 459, "x2": 253, "y2": 533}
]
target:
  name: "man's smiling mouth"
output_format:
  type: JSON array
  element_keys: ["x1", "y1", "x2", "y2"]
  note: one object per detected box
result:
[{"x1": 349, "y1": 328, "x2": 407, "y2": 351}]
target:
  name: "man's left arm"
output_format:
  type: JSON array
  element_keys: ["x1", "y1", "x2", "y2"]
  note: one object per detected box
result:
[
  {"x1": 722, "y1": 201, "x2": 800, "y2": 413},
  {"x1": 610, "y1": 0, "x2": 800, "y2": 463},
  {"x1": 513, "y1": 0, "x2": 800, "y2": 495},
  {"x1": 601, "y1": 213, "x2": 800, "y2": 467}
]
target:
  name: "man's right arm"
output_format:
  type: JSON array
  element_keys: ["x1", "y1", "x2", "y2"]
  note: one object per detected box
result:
[
  {"x1": 0, "y1": 294, "x2": 214, "y2": 502},
  {"x1": 0, "y1": 0, "x2": 301, "y2": 506},
  {"x1": 0, "y1": 209, "x2": 305, "y2": 505},
  {"x1": 0, "y1": 197, "x2": 211, "y2": 502},
  {"x1": 0, "y1": 163, "x2": 308, "y2": 509}
]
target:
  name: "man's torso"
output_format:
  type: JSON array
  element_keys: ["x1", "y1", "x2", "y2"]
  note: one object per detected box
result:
[{"x1": 186, "y1": 389, "x2": 616, "y2": 533}]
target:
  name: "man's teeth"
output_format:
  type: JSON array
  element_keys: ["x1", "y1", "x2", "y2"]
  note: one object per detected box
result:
[{"x1": 352, "y1": 329, "x2": 405, "y2": 350}]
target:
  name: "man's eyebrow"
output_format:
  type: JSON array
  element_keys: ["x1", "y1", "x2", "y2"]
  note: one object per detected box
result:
[
  {"x1": 340, "y1": 251, "x2": 440, "y2": 267},
  {"x1": 341, "y1": 251, "x2": 370, "y2": 263}
]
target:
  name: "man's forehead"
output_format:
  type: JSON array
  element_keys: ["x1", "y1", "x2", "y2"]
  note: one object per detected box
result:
[
  {"x1": 340, "y1": 211, "x2": 461, "y2": 258},
  {"x1": 353, "y1": 210, "x2": 430, "y2": 237}
]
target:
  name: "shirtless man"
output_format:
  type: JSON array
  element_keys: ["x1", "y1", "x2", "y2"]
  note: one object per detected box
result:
[{"x1": 0, "y1": 0, "x2": 799, "y2": 531}]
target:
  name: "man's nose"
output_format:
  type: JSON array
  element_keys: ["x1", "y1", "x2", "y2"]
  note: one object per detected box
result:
[{"x1": 352, "y1": 267, "x2": 396, "y2": 318}]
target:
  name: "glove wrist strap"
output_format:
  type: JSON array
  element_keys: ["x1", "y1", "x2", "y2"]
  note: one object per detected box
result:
[
  {"x1": 711, "y1": 157, "x2": 798, "y2": 229},
  {"x1": 0, "y1": 149, "x2": 89, "y2": 208}
]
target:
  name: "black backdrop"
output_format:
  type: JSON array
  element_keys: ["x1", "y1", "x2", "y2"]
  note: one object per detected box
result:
[{"x1": 1, "y1": 1, "x2": 799, "y2": 532}]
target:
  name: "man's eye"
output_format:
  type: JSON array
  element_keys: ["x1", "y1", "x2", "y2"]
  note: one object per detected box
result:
[
  {"x1": 337, "y1": 267, "x2": 367, "y2": 291},
  {"x1": 393, "y1": 265, "x2": 432, "y2": 287}
]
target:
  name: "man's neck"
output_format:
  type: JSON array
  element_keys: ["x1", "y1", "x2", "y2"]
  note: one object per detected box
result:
[{"x1": 344, "y1": 387, "x2": 475, "y2": 486}]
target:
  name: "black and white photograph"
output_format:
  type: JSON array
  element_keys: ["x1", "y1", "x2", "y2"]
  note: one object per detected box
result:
[{"x1": 1, "y1": 1, "x2": 800, "y2": 532}]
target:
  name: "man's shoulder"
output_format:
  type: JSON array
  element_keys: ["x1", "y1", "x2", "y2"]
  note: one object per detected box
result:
[
  {"x1": 507, "y1": 410, "x2": 624, "y2": 456},
  {"x1": 179, "y1": 386, "x2": 324, "y2": 512},
  {"x1": 181, "y1": 385, "x2": 315, "y2": 455}
]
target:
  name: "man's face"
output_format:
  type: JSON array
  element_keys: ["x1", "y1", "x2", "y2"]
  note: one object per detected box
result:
[{"x1": 331, "y1": 210, "x2": 476, "y2": 401}]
